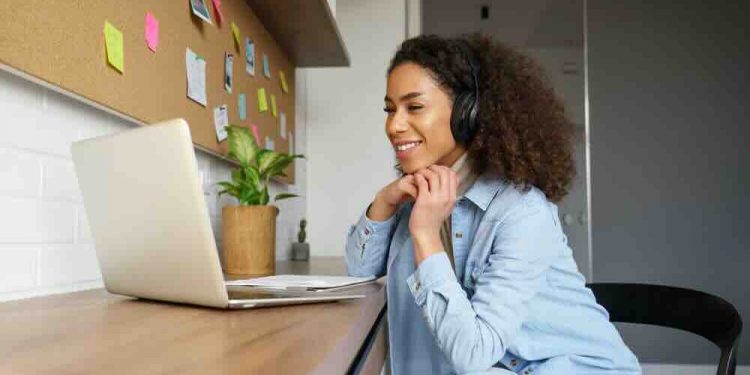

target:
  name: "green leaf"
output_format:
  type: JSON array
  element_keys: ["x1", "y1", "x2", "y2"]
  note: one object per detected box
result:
[
  {"x1": 274, "y1": 193, "x2": 298, "y2": 202},
  {"x1": 257, "y1": 149, "x2": 278, "y2": 174},
  {"x1": 242, "y1": 166, "x2": 261, "y2": 190},
  {"x1": 226, "y1": 125, "x2": 259, "y2": 166},
  {"x1": 217, "y1": 181, "x2": 240, "y2": 198}
]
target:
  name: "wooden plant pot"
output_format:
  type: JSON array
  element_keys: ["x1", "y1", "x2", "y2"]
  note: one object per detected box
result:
[{"x1": 222, "y1": 205, "x2": 278, "y2": 276}]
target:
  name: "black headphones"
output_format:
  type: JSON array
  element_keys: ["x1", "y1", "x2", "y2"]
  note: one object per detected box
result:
[{"x1": 450, "y1": 40, "x2": 481, "y2": 145}]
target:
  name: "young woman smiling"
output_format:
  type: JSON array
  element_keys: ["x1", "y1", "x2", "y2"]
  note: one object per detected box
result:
[{"x1": 345, "y1": 34, "x2": 641, "y2": 375}]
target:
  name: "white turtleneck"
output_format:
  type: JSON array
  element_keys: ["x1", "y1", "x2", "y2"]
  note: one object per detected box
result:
[{"x1": 439, "y1": 151, "x2": 478, "y2": 269}]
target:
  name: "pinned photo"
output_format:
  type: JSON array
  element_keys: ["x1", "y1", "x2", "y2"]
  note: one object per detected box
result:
[
  {"x1": 190, "y1": 0, "x2": 212, "y2": 24},
  {"x1": 225, "y1": 52, "x2": 233, "y2": 93},
  {"x1": 245, "y1": 37, "x2": 255, "y2": 76}
]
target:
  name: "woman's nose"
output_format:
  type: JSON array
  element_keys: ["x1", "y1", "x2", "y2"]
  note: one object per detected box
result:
[{"x1": 387, "y1": 109, "x2": 409, "y2": 134}]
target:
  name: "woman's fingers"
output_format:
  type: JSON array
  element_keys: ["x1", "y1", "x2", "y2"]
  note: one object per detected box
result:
[
  {"x1": 418, "y1": 168, "x2": 440, "y2": 194},
  {"x1": 429, "y1": 165, "x2": 450, "y2": 202},
  {"x1": 401, "y1": 175, "x2": 418, "y2": 199},
  {"x1": 414, "y1": 173, "x2": 429, "y2": 200}
]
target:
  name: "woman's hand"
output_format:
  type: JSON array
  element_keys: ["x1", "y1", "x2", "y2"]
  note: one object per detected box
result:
[
  {"x1": 409, "y1": 165, "x2": 457, "y2": 263},
  {"x1": 367, "y1": 175, "x2": 419, "y2": 221}
]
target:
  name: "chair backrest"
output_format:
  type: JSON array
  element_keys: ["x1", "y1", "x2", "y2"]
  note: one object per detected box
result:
[{"x1": 587, "y1": 283, "x2": 742, "y2": 375}]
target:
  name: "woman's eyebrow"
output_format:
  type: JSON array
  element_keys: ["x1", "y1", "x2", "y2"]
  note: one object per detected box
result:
[{"x1": 384, "y1": 92, "x2": 423, "y2": 103}]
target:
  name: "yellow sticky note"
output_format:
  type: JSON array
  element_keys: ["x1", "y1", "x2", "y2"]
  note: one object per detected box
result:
[
  {"x1": 279, "y1": 71, "x2": 289, "y2": 93},
  {"x1": 104, "y1": 21, "x2": 124, "y2": 73},
  {"x1": 231, "y1": 22, "x2": 240, "y2": 46},
  {"x1": 257, "y1": 88, "x2": 268, "y2": 112},
  {"x1": 270, "y1": 94, "x2": 277, "y2": 117}
]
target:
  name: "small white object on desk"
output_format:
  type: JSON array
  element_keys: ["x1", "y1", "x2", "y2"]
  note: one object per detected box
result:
[{"x1": 226, "y1": 275, "x2": 376, "y2": 291}]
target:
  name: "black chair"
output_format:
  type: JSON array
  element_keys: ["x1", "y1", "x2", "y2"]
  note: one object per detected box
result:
[{"x1": 587, "y1": 283, "x2": 743, "y2": 375}]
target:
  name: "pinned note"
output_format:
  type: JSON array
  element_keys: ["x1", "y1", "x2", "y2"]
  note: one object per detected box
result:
[
  {"x1": 279, "y1": 71, "x2": 289, "y2": 93},
  {"x1": 224, "y1": 52, "x2": 233, "y2": 93},
  {"x1": 262, "y1": 54, "x2": 270, "y2": 78},
  {"x1": 104, "y1": 21, "x2": 124, "y2": 73},
  {"x1": 231, "y1": 22, "x2": 241, "y2": 48},
  {"x1": 257, "y1": 88, "x2": 268, "y2": 112},
  {"x1": 211, "y1": 0, "x2": 224, "y2": 26},
  {"x1": 189, "y1": 0, "x2": 212, "y2": 24},
  {"x1": 145, "y1": 12, "x2": 159, "y2": 52},
  {"x1": 280, "y1": 112, "x2": 286, "y2": 137},
  {"x1": 265, "y1": 136, "x2": 274, "y2": 151},
  {"x1": 270, "y1": 94, "x2": 277, "y2": 117},
  {"x1": 186, "y1": 48, "x2": 207, "y2": 106},
  {"x1": 214, "y1": 105, "x2": 229, "y2": 142},
  {"x1": 244, "y1": 37, "x2": 255, "y2": 76},
  {"x1": 238, "y1": 93, "x2": 247, "y2": 120},
  {"x1": 251, "y1": 124, "x2": 260, "y2": 145}
]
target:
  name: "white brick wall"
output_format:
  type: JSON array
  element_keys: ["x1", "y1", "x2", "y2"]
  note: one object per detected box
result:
[{"x1": 0, "y1": 68, "x2": 308, "y2": 302}]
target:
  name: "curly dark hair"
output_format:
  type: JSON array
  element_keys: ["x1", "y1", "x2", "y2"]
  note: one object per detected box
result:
[{"x1": 387, "y1": 33, "x2": 575, "y2": 202}]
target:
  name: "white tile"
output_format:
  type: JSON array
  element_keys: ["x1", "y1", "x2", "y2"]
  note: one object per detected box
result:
[
  {"x1": 0, "y1": 147, "x2": 42, "y2": 198},
  {"x1": 41, "y1": 157, "x2": 82, "y2": 202},
  {"x1": 76, "y1": 205, "x2": 93, "y2": 243},
  {"x1": 38, "y1": 244, "x2": 101, "y2": 287},
  {"x1": 0, "y1": 196, "x2": 40, "y2": 242},
  {"x1": 38, "y1": 201, "x2": 75, "y2": 242},
  {"x1": 0, "y1": 245, "x2": 39, "y2": 293}
]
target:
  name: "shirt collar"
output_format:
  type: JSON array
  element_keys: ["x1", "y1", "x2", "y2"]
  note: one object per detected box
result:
[{"x1": 462, "y1": 170, "x2": 506, "y2": 211}]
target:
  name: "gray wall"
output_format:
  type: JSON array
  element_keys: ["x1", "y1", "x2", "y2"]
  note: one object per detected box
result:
[{"x1": 588, "y1": 0, "x2": 750, "y2": 364}]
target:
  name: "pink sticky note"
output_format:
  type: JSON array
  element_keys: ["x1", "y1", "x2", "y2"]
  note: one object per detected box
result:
[
  {"x1": 145, "y1": 12, "x2": 159, "y2": 52},
  {"x1": 251, "y1": 124, "x2": 260, "y2": 145},
  {"x1": 211, "y1": 0, "x2": 224, "y2": 26}
]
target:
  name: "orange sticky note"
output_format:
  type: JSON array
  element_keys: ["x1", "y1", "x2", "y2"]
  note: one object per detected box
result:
[{"x1": 104, "y1": 21, "x2": 124, "y2": 73}]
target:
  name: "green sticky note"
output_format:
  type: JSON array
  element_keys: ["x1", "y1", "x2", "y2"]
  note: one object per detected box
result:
[
  {"x1": 270, "y1": 94, "x2": 277, "y2": 117},
  {"x1": 231, "y1": 22, "x2": 240, "y2": 47},
  {"x1": 257, "y1": 88, "x2": 268, "y2": 112},
  {"x1": 104, "y1": 21, "x2": 124, "y2": 73}
]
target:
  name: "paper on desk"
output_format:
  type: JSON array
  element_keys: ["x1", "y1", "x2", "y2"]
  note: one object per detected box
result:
[{"x1": 226, "y1": 275, "x2": 376, "y2": 290}]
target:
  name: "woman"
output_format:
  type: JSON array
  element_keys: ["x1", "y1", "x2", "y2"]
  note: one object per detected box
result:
[{"x1": 345, "y1": 34, "x2": 640, "y2": 375}]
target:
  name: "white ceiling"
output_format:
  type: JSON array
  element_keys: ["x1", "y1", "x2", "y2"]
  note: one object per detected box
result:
[{"x1": 422, "y1": 0, "x2": 583, "y2": 48}]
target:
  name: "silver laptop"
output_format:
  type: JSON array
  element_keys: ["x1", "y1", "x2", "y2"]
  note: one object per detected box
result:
[{"x1": 71, "y1": 119, "x2": 365, "y2": 309}]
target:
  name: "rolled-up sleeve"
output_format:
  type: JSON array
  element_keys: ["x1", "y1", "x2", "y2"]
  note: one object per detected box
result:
[
  {"x1": 345, "y1": 203, "x2": 401, "y2": 278},
  {"x1": 405, "y1": 197, "x2": 559, "y2": 374}
]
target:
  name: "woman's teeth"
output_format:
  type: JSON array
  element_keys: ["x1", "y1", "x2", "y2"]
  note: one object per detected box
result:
[{"x1": 395, "y1": 141, "x2": 421, "y2": 151}]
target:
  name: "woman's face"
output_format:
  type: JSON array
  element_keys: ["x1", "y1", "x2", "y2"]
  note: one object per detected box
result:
[{"x1": 384, "y1": 62, "x2": 466, "y2": 174}]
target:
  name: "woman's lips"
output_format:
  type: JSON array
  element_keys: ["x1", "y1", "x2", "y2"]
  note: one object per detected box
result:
[{"x1": 395, "y1": 141, "x2": 422, "y2": 159}]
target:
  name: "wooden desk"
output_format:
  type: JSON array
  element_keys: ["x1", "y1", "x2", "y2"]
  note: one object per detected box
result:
[{"x1": 0, "y1": 257, "x2": 387, "y2": 375}]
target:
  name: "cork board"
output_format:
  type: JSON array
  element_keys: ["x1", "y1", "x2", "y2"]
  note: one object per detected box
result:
[{"x1": 0, "y1": 0, "x2": 296, "y2": 183}]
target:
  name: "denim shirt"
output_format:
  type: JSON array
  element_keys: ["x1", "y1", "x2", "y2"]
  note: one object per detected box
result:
[{"x1": 345, "y1": 171, "x2": 641, "y2": 375}]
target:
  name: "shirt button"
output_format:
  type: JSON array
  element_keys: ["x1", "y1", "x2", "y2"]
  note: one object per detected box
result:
[
  {"x1": 363, "y1": 228, "x2": 370, "y2": 235},
  {"x1": 455, "y1": 231, "x2": 463, "y2": 238},
  {"x1": 415, "y1": 282, "x2": 421, "y2": 291},
  {"x1": 510, "y1": 359, "x2": 518, "y2": 366}
]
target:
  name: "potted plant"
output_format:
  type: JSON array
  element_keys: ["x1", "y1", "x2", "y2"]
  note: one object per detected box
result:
[{"x1": 218, "y1": 125, "x2": 305, "y2": 276}]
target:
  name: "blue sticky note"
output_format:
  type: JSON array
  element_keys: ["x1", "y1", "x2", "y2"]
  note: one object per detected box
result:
[{"x1": 238, "y1": 93, "x2": 247, "y2": 120}]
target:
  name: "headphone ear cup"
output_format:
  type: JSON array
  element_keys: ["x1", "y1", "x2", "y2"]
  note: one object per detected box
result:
[{"x1": 450, "y1": 92, "x2": 477, "y2": 144}]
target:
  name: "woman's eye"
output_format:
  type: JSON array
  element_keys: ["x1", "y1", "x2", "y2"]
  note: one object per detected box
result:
[
  {"x1": 383, "y1": 107, "x2": 395, "y2": 113},
  {"x1": 408, "y1": 105, "x2": 423, "y2": 111}
]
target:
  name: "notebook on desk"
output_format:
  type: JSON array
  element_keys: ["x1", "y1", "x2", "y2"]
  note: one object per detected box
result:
[{"x1": 71, "y1": 119, "x2": 368, "y2": 309}]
